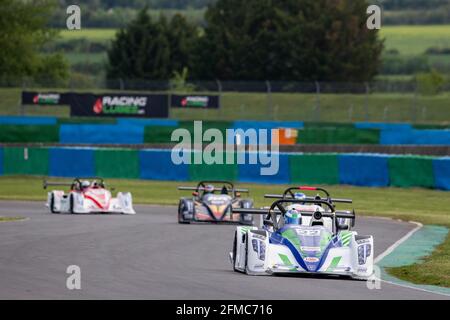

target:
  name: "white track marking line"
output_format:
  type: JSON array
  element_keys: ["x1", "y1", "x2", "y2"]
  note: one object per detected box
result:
[
  {"x1": 375, "y1": 220, "x2": 450, "y2": 298},
  {"x1": 374, "y1": 221, "x2": 422, "y2": 264}
]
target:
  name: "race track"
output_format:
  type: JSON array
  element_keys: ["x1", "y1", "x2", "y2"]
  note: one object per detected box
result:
[{"x1": 0, "y1": 201, "x2": 447, "y2": 300}]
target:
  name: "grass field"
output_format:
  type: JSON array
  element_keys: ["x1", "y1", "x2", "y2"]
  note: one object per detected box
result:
[
  {"x1": 380, "y1": 25, "x2": 450, "y2": 55},
  {"x1": 59, "y1": 26, "x2": 450, "y2": 54},
  {"x1": 0, "y1": 175, "x2": 448, "y2": 287},
  {"x1": 56, "y1": 25, "x2": 450, "y2": 72}
]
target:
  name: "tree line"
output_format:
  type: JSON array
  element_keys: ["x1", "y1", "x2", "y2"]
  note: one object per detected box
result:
[{"x1": 107, "y1": 0, "x2": 384, "y2": 82}]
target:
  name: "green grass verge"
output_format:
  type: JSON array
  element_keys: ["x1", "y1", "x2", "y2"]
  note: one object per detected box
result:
[
  {"x1": 0, "y1": 175, "x2": 449, "y2": 287},
  {"x1": 387, "y1": 234, "x2": 450, "y2": 288}
]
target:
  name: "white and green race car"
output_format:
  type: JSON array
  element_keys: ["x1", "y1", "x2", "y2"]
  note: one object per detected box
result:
[{"x1": 229, "y1": 199, "x2": 374, "y2": 280}]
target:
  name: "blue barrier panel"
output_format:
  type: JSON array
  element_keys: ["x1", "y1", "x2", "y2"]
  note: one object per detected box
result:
[
  {"x1": 238, "y1": 152, "x2": 289, "y2": 184},
  {"x1": 49, "y1": 148, "x2": 95, "y2": 177},
  {"x1": 338, "y1": 154, "x2": 389, "y2": 187},
  {"x1": 0, "y1": 116, "x2": 57, "y2": 125},
  {"x1": 355, "y1": 122, "x2": 412, "y2": 130},
  {"x1": 117, "y1": 118, "x2": 178, "y2": 127},
  {"x1": 233, "y1": 121, "x2": 304, "y2": 130},
  {"x1": 139, "y1": 149, "x2": 189, "y2": 181},
  {"x1": 60, "y1": 125, "x2": 144, "y2": 144},
  {"x1": 381, "y1": 129, "x2": 450, "y2": 145},
  {"x1": 433, "y1": 158, "x2": 450, "y2": 190},
  {"x1": 0, "y1": 147, "x2": 3, "y2": 176}
]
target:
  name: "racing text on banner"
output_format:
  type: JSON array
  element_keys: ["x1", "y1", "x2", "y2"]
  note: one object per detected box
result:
[{"x1": 69, "y1": 93, "x2": 169, "y2": 118}]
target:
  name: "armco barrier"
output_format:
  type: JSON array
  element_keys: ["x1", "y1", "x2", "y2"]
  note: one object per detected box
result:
[
  {"x1": 60, "y1": 125, "x2": 144, "y2": 144},
  {"x1": 290, "y1": 154, "x2": 339, "y2": 185},
  {"x1": 3, "y1": 147, "x2": 49, "y2": 175},
  {"x1": 0, "y1": 147, "x2": 449, "y2": 190},
  {"x1": 433, "y1": 158, "x2": 450, "y2": 190},
  {"x1": 0, "y1": 125, "x2": 59, "y2": 143},
  {"x1": 296, "y1": 128, "x2": 380, "y2": 144},
  {"x1": 233, "y1": 121, "x2": 304, "y2": 130},
  {"x1": 95, "y1": 149, "x2": 140, "y2": 179},
  {"x1": 0, "y1": 148, "x2": 3, "y2": 176},
  {"x1": 139, "y1": 149, "x2": 189, "y2": 181},
  {"x1": 389, "y1": 156, "x2": 435, "y2": 188},
  {"x1": 49, "y1": 148, "x2": 95, "y2": 177},
  {"x1": 355, "y1": 122, "x2": 412, "y2": 131},
  {"x1": 237, "y1": 153, "x2": 290, "y2": 184},
  {"x1": 117, "y1": 118, "x2": 178, "y2": 127},
  {"x1": 381, "y1": 129, "x2": 450, "y2": 145},
  {"x1": 144, "y1": 126, "x2": 177, "y2": 143},
  {"x1": 189, "y1": 151, "x2": 238, "y2": 181},
  {"x1": 338, "y1": 154, "x2": 389, "y2": 187},
  {"x1": 0, "y1": 116, "x2": 57, "y2": 125}
]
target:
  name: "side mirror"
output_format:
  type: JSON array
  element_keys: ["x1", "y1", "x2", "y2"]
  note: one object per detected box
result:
[{"x1": 263, "y1": 219, "x2": 274, "y2": 226}]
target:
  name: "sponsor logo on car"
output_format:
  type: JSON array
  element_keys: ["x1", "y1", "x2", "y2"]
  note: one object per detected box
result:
[
  {"x1": 300, "y1": 246, "x2": 321, "y2": 252},
  {"x1": 304, "y1": 257, "x2": 319, "y2": 263}
]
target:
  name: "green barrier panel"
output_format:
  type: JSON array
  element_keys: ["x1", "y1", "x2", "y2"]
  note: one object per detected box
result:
[
  {"x1": 289, "y1": 154, "x2": 339, "y2": 184},
  {"x1": 3, "y1": 147, "x2": 49, "y2": 175},
  {"x1": 144, "y1": 126, "x2": 177, "y2": 143},
  {"x1": 0, "y1": 125, "x2": 59, "y2": 143},
  {"x1": 94, "y1": 149, "x2": 140, "y2": 179},
  {"x1": 389, "y1": 156, "x2": 435, "y2": 188},
  {"x1": 296, "y1": 128, "x2": 380, "y2": 144},
  {"x1": 189, "y1": 151, "x2": 238, "y2": 181}
]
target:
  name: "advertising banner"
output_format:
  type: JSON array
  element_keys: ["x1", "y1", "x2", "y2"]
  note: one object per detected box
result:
[
  {"x1": 21, "y1": 91, "x2": 70, "y2": 105},
  {"x1": 69, "y1": 93, "x2": 169, "y2": 118},
  {"x1": 171, "y1": 95, "x2": 220, "y2": 109}
]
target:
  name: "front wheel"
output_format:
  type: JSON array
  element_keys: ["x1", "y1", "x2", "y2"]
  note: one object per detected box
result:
[{"x1": 49, "y1": 193, "x2": 58, "y2": 214}]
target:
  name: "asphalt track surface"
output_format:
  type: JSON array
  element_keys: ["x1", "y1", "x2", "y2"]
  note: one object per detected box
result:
[{"x1": 0, "y1": 201, "x2": 447, "y2": 300}]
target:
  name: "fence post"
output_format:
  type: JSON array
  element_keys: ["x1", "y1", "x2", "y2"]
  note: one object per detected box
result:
[
  {"x1": 314, "y1": 81, "x2": 321, "y2": 122},
  {"x1": 364, "y1": 82, "x2": 370, "y2": 122},
  {"x1": 266, "y1": 80, "x2": 273, "y2": 120},
  {"x1": 20, "y1": 77, "x2": 26, "y2": 116},
  {"x1": 216, "y1": 79, "x2": 223, "y2": 117},
  {"x1": 119, "y1": 78, "x2": 124, "y2": 91}
]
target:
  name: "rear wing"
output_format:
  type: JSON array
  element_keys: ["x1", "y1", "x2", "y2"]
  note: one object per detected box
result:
[
  {"x1": 264, "y1": 186, "x2": 352, "y2": 204},
  {"x1": 177, "y1": 186, "x2": 249, "y2": 193},
  {"x1": 233, "y1": 199, "x2": 356, "y2": 230},
  {"x1": 43, "y1": 179, "x2": 74, "y2": 190}
]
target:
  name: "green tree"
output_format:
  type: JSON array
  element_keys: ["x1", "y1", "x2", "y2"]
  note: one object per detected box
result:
[
  {"x1": 107, "y1": 8, "x2": 198, "y2": 81},
  {"x1": 192, "y1": 0, "x2": 384, "y2": 81},
  {"x1": 0, "y1": 0, "x2": 69, "y2": 82}
]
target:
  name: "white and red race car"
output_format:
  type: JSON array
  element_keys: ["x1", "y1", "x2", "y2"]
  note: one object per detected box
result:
[{"x1": 44, "y1": 178, "x2": 135, "y2": 214}]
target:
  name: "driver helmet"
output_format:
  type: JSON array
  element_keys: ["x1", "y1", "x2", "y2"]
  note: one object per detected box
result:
[
  {"x1": 81, "y1": 180, "x2": 90, "y2": 188},
  {"x1": 293, "y1": 192, "x2": 306, "y2": 200},
  {"x1": 284, "y1": 208, "x2": 302, "y2": 225},
  {"x1": 204, "y1": 184, "x2": 215, "y2": 194}
]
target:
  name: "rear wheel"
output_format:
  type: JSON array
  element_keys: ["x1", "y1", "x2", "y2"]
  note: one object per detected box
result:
[
  {"x1": 232, "y1": 232, "x2": 239, "y2": 272},
  {"x1": 69, "y1": 194, "x2": 75, "y2": 214},
  {"x1": 178, "y1": 201, "x2": 190, "y2": 224}
]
